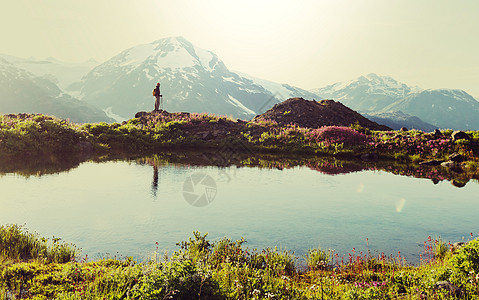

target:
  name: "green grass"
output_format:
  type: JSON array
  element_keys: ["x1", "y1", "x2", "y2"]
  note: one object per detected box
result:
[
  {"x1": 2, "y1": 228, "x2": 479, "y2": 299},
  {"x1": 0, "y1": 225, "x2": 76, "y2": 264}
]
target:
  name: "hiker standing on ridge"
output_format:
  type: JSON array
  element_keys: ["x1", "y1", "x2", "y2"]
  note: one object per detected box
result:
[{"x1": 153, "y1": 83, "x2": 162, "y2": 111}]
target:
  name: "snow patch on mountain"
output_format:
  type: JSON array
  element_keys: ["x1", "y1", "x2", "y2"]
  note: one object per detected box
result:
[
  {"x1": 103, "y1": 107, "x2": 127, "y2": 122},
  {"x1": 120, "y1": 43, "x2": 157, "y2": 67},
  {"x1": 235, "y1": 71, "x2": 319, "y2": 101},
  {"x1": 227, "y1": 95, "x2": 255, "y2": 115}
]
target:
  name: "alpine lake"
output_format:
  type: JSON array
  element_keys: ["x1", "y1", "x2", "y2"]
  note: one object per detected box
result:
[{"x1": 1, "y1": 150, "x2": 478, "y2": 265}]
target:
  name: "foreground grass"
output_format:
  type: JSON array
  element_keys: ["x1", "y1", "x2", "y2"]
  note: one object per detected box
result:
[{"x1": 1, "y1": 225, "x2": 479, "y2": 299}]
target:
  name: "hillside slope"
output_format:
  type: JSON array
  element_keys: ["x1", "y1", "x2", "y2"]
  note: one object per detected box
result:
[
  {"x1": 0, "y1": 58, "x2": 113, "y2": 123},
  {"x1": 253, "y1": 98, "x2": 390, "y2": 130}
]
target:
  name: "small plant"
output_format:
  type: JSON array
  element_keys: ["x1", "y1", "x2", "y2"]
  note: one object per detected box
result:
[
  {"x1": 394, "y1": 151, "x2": 408, "y2": 161},
  {"x1": 433, "y1": 237, "x2": 449, "y2": 261},
  {"x1": 304, "y1": 246, "x2": 329, "y2": 270},
  {"x1": 409, "y1": 154, "x2": 422, "y2": 162},
  {"x1": 350, "y1": 121, "x2": 371, "y2": 135}
]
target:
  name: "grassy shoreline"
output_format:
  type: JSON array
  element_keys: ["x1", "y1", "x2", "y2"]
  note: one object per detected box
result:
[
  {"x1": 1, "y1": 225, "x2": 479, "y2": 299},
  {"x1": 1, "y1": 112, "x2": 478, "y2": 161},
  {"x1": 1, "y1": 112, "x2": 478, "y2": 186}
]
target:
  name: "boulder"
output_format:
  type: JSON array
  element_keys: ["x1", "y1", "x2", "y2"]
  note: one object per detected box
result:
[
  {"x1": 433, "y1": 129, "x2": 443, "y2": 138},
  {"x1": 441, "y1": 161, "x2": 464, "y2": 173},
  {"x1": 134, "y1": 111, "x2": 149, "y2": 118},
  {"x1": 452, "y1": 242, "x2": 466, "y2": 252},
  {"x1": 441, "y1": 161, "x2": 456, "y2": 168},
  {"x1": 452, "y1": 130, "x2": 471, "y2": 141},
  {"x1": 449, "y1": 153, "x2": 466, "y2": 162},
  {"x1": 400, "y1": 127, "x2": 408, "y2": 131},
  {"x1": 419, "y1": 160, "x2": 443, "y2": 166},
  {"x1": 452, "y1": 179, "x2": 469, "y2": 188},
  {"x1": 434, "y1": 281, "x2": 463, "y2": 298}
]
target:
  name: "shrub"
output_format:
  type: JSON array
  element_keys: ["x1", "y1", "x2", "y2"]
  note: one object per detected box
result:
[
  {"x1": 304, "y1": 246, "x2": 329, "y2": 270},
  {"x1": 131, "y1": 259, "x2": 220, "y2": 300},
  {"x1": 250, "y1": 248, "x2": 296, "y2": 276},
  {"x1": 433, "y1": 237, "x2": 448, "y2": 261},
  {"x1": 450, "y1": 238, "x2": 479, "y2": 276}
]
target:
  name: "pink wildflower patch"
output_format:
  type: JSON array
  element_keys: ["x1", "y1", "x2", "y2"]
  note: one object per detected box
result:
[{"x1": 306, "y1": 126, "x2": 369, "y2": 147}]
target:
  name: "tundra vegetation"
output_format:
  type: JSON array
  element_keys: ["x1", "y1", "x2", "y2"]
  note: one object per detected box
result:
[
  {"x1": 1, "y1": 225, "x2": 479, "y2": 299},
  {"x1": 1, "y1": 113, "x2": 478, "y2": 163}
]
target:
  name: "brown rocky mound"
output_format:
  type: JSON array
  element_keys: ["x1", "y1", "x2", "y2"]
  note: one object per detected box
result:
[{"x1": 253, "y1": 98, "x2": 391, "y2": 131}]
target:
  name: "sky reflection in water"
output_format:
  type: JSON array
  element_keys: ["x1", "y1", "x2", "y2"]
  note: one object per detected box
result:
[{"x1": 0, "y1": 160, "x2": 478, "y2": 264}]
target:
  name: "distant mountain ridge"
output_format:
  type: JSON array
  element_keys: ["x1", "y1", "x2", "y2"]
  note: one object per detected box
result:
[
  {"x1": 0, "y1": 54, "x2": 98, "y2": 90},
  {"x1": 71, "y1": 36, "x2": 318, "y2": 121},
  {"x1": 363, "y1": 111, "x2": 436, "y2": 132},
  {"x1": 312, "y1": 73, "x2": 479, "y2": 130},
  {"x1": 0, "y1": 58, "x2": 113, "y2": 123}
]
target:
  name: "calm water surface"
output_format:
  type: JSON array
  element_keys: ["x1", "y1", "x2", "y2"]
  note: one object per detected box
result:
[{"x1": 1, "y1": 159, "x2": 478, "y2": 263}]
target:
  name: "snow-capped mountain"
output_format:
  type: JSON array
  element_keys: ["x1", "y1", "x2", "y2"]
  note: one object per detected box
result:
[
  {"x1": 0, "y1": 54, "x2": 98, "y2": 90},
  {"x1": 312, "y1": 74, "x2": 479, "y2": 130},
  {"x1": 73, "y1": 37, "x2": 317, "y2": 121},
  {"x1": 0, "y1": 58, "x2": 113, "y2": 123},
  {"x1": 311, "y1": 73, "x2": 420, "y2": 112},
  {"x1": 382, "y1": 89, "x2": 479, "y2": 130}
]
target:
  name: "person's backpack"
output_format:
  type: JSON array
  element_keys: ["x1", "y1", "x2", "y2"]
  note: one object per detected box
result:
[{"x1": 152, "y1": 89, "x2": 157, "y2": 96}]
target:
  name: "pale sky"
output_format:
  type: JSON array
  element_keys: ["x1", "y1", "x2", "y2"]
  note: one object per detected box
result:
[{"x1": 2, "y1": 0, "x2": 479, "y2": 96}]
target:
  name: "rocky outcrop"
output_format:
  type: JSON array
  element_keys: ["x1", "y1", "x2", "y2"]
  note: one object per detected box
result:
[
  {"x1": 452, "y1": 130, "x2": 471, "y2": 141},
  {"x1": 419, "y1": 160, "x2": 443, "y2": 166},
  {"x1": 253, "y1": 98, "x2": 391, "y2": 131},
  {"x1": 449, "y1": 153, "x2": 466, "y2": 162}
]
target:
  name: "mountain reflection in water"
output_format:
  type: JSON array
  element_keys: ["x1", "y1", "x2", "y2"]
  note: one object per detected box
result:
[{"x1": 1, "y1": 151, "x2": 478, "y2": 188}]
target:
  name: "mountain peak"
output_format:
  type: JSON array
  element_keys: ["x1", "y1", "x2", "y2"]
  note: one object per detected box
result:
[
  {"x1": 312, "y1": 74, "x2": 479, "y2": 130},
  {"x1": 312, "y1": 73, "x2": 416, "y2": 112},
  {"x1": 76, "y1": 37, "x2": 322, "y2": 120}
]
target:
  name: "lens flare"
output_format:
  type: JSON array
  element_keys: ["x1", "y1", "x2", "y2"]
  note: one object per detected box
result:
[{"x1": 395, "y1": 198, "x2": 406, "y2": 213}]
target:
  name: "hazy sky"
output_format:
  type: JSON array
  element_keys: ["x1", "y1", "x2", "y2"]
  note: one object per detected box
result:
[{"x1": 2, "y1": 0, "x2": 479, "y2": 96}]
